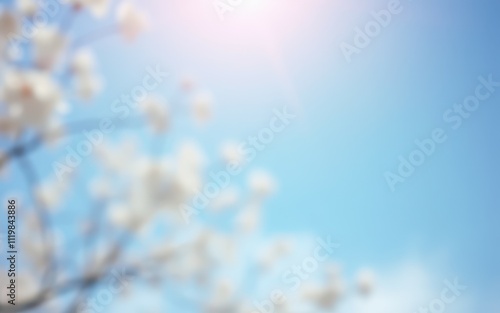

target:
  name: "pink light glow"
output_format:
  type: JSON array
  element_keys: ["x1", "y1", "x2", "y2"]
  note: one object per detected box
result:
[{"x1": 148, "y1": 0, "x2": 353, "y2": 113}]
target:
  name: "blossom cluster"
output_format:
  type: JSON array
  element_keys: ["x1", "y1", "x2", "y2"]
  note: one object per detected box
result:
[{"x1": 0, "y1": 1, "x2": 375, "y2": 312}]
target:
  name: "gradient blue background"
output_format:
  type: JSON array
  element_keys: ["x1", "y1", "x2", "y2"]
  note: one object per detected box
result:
[{"x1": 2, "y1": 0, "x2": 499, "y2": 311}]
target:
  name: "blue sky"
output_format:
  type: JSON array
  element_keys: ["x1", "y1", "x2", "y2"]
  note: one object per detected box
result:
[{"x1": 135, "y1": 0, "x2": 500, "y2": 308}]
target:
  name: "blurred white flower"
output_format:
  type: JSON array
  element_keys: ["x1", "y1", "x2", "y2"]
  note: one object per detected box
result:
[
  {"x1": 128, "y1": 155, "x2": 202, "y2": 214},
  {"x1": 236, "y1": 204, "x2": 260, "y2": 233},
  {"x1": 95, "y1": 140, "x2": 137, "y2": 172},
  {"x1": 0, "y1": 9, "x2": 21, "y2": 61},
  {"x1": 66, "y1": 0, "x2": 110, "y2": 18},
  {"x1": 0, "y1": 69, "x2": 65, "y2": 135},
  {"x1": 248, "y1": 170, "x2": 275, "y2": 198},
  {"x1": 133, "y1": 157, "x2": 170, "y2": 197},
  {"x1": 356, "y1": 268, "x2": 376, "y2": 295},
  {"x1": 177, "y1": 141, "x2": 206, "y2": 173},
  {"x1": 174, "y1": 171, "x2": 202, "y2": 202},
  {"x1": 205, "y1": 297, "x2": 239, "y2": 313},
  {"x1": 42, "y1": 119, "x2": 65, "y2": 147},
  {"x1": 325, "y1": 263, "x2": 342, "y2": 280},
  {"x1": 302, "y1": 280, "x2": 345, "y2": 309},
  {"x1": 108, "y1": 202, "x2": 133, "y2": 227},
  {"x1": 0, "y1": 10, "x2": 19, "y2": 40},
  {"x1": 209, "y1": 233, "x2": 236, "y2": 264},
  {"x1": 139, "y1": 95, "x2": 169, "y2": 133},
  {"x1": 205, "y1": 278, "x2": 238, "y2": 313},
  {"x1": 191, "y1": 92, "x2": 213, "y2": 123},
  {"x1": 258, "y1": 238, "x2": 293, "y2": 269},
  {"x1": 36, "y1": 180, "x2": 67, "y2": 209},
  {"x1": 70, "y1": 49, "x2": 96, "y2": 76},
  {"x1": 209, "y1": 187, "x2": 239, "y2": 212},
  {"x1": 74, "y1": 73, "x2": 102, "y2": 101},
  {"x1": 22, "y1": 234, "x2": 45, "y2": 265},
  {"x1": 116, "y1": 1, "x2": 149, "y2": 40},
  {"x1": 342, "y1": 263, "x2": 434, "y2": 313},
  {"x1": 150, "y1": 242, "x2": 176, "y2": 262},
  {"x1": 33, "y1": 26, "x2": 67, "y2": 69},
  {"x1": 214, "y1": 278, "x2": 236, "y2": 298},
  {"x1": 0, "y1": 117, "x2": 18, "y2": 138},
  {"x1": 70, "y1": 50, "x2": 102, "y2": 100},
  {"x1": 89, "y1": 177, "x2": 113, "y2": 199},
  {"x1": 16, "y1": 0, "x2": 39, "y2": 16},
  {"x1": 221, "y1": 141, "x2": 245, "y2": 167},
  {"x1": 16, "y1": 274, "x2": 42, "y2": 305}
]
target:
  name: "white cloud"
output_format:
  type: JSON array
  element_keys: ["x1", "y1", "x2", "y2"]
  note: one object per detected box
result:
[{"x1": 338, "y1": 262, "x2": 472, "y2": 313}]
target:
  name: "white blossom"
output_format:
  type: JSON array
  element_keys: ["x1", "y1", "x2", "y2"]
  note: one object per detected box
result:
[
  {"x1": 89, "y1": 177, "x2": 113, "y2": 199},
  {"x1": 71, "y1": 49, "x2": 96, "y2": 76},
  {"x1": 258, "y1": 238, "x2": 293, "y2": 269},
  {"x1": 74, "y1": 73, "x2": 102, "y2": 101},
  {"x1": 302, "y1": 280, "x2": 345, "y2": 309},
  {"x1": 0, "y1": 69, "x2": 65, "y2": 135},
  {"x1": 177, "y1": 141, "x2": 206, "y2": 173},
  {"x1": 210, "y1": 187, "x2": 239, "y2": 212},
  {"x1": 95, "y1": 140, "x2": 137, "y2": 172},
  {"x1": 0, "y1": 4, "x2": 381, "y2": 312},
  {"x1": 16, "y1": 274, "x2": 42, "y2": 305},
  {"x1": 236, "y1": 204, "x2": 260, "y2": 233},
  {"x1": 66, "y1": 0, "x2": 110, "y2": 18},
  {"x1": 108, "y1": 202, "x2": 134, "y2": 227},
  {"x1": 0, "y1": 10, "x2": 19, "y2": 41},
  {"x1": 356, "y1": 268, "x2": 375, "y2": 295},
  {"x1": 33, "y1": 26, "x2": 67, "y2": 69},
  {"x1": 248, "y1": 170, "x2": 276, "y2": 198},
  {"x1": 42, "y1": 119, "x2": 65, "y2": 147},
  {"x1": 71, "y1": 50, "x2": 102, "y2": 100},
  {"x1": 221, "y1": 141, "x2": 245, "y2": 167},
  {"x1": 16, "y1": 0, "x2": 39, "y2": 16},
  {"x1": 191, "y1": 92, "x2": 213, "y2": 123},
  {"x1": 116, "y1": 1, "x2": 149, "y2": 40},
  {"x1": 139, "y1": 95, "x2": 169, "y2": 133},
  {"x1": 36, "y1": 179, "x2": 68, "y2": 210}
]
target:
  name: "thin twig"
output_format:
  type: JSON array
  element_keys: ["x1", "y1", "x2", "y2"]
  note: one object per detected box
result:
[
  {"x1": 1, "y1": 117, "x2": 145, "y2": 168},
  {"x1": 16, "y1": 155, "x2": 57, "y2": 286}
]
